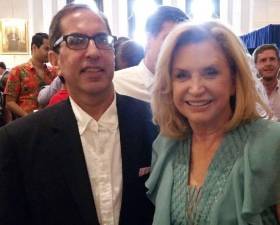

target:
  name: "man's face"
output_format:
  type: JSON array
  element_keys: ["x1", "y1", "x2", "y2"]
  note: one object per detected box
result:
[
  {"x1": 255, "y1": 49, "x2": 280, "y2": 81},
  {"x1": 145, "y1": 21, "x2": 177, "y2": 74},
  {"x1": 49, "y1": 9, "x2": 115, "y2": 100},
  {"x1": 34, "y1": 38, "x2": 50, "y2": 63}
]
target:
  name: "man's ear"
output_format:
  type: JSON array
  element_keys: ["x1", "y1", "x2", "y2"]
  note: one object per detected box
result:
[
  {"x1": 31, "y1": 43, "x2": 36, "y2": 54},
  {"x1": 48, "y1": 50, "x2": 59, "y2": 67}
]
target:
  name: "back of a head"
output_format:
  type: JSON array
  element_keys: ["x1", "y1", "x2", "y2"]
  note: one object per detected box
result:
[
  {"x1": 116, "y1": 40, "x2": 144, "y2": 70},
  {"x1": 145, "y1": 6, "x2": 189, "y2": 36},
  {"x1": 114, "y1": 36, "x2": 130, "y2": 55}
]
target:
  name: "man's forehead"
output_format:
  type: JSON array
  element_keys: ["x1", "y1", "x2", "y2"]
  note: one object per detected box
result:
[
  {"x1": 60, "y1": 9, "x2": 106, "y2": 33},
  {"x1": 258, "y1": 49, "x2": 278, "y2": 58}
]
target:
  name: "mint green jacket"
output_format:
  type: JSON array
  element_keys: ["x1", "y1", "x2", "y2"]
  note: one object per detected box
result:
[{"x1": 146, "y1": 119, "x2": 280, "y2": 225}]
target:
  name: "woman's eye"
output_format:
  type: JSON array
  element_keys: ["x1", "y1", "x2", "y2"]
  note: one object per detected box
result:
[
  {"x1": 173, "y1": 71, "x2": 190, "y2": 81},
  {"x1": 204, "y1": 67, "x2": 219, "y2": 78}
]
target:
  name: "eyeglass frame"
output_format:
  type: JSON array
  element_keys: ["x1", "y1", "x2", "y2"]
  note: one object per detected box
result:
[{"x1": 53, "y1": 32, "x2": 115, "y2": 51}]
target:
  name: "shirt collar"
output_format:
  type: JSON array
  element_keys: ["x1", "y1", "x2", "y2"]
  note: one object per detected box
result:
[
  {"x1": 70, "y1": 94, "x2": 118, "y2": 135},
  {"x1": 27, "y1": 59, "x2": 48, "y2": 70}
]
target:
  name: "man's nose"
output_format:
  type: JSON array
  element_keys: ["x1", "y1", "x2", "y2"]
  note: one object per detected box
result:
[{"x1": 85, "y1": 39, "x2": 100, "y2": 57}]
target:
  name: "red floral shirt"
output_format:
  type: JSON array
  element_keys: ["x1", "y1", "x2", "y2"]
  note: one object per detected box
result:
[{"x1": 4, "y1": 61, "x2": 56, "y2": 113}]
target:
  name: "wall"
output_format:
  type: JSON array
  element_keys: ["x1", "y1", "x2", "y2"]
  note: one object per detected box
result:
[
  {"x1": 0, "y1": 0, "x2": 66, "y2": 68},
  {"x1": 1, "y1": 0, "x2": 280, "y2": 68},
  {"x1": 251, "y1": 0, "x2": 280, "y2": 29}
]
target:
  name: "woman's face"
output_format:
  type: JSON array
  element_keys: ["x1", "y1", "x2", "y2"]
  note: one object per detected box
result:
[{"x1": 171, "y1": 40, "x2": 235, "y2": 130}]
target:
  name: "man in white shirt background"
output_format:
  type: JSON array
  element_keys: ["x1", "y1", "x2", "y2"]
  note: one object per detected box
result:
[
  {"x1": 253, "y1": 44, "x2": 280, "y2": 120},
  {"x1": 113, "y1": 6, "x2": 188, "y2": 102}
]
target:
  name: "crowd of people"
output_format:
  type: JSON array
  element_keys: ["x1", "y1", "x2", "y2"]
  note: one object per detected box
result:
[{"x1": 0, "y1": 3, "x2": 279, "y2": 225}]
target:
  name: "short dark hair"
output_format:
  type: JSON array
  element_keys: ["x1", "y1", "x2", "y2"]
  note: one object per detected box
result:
[
  {"x1": 116, "y1": 40, "x2": 144, "y2": 69},
  {"x1": 0, "y1": 62, "x2": 6, "y2": 70},
  {"x1": 31, "y1": 32, "x2": 49, "y2": 50},
  {"x1": 145, "y1": 6, "x2": 188, "y2": 36},
  {"x1": 49, "y1": 3, "x2": 112, "y2": 53},
  {"x1": 253, "y1": 44, "x2": 280, "y2": 63}
]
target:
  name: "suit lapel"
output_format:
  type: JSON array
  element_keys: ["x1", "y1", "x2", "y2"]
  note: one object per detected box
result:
[
  {"x1": 116, "y1": 95, "x2": 139, "y2": 180},
  {"x1": 117, "y1": 94, "x2": 145, "y2": 224},
  {"x1": 51, "y1": 100, "x2": 99, "y2": 225}
]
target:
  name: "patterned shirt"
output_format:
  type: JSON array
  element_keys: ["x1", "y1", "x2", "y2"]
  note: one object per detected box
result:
[{"x1": 4, "y1": 61, "x2": 56, "y2": 113}]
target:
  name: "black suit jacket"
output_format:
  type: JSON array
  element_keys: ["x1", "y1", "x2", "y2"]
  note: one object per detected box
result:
[{"x1": 0, "y1": 94, "x2": 158, "y2": 225}]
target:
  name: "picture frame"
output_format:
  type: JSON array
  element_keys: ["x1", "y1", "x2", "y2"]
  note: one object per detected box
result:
[{"x1": 0, "y1": 18, "x2": 29, "y2": 54}]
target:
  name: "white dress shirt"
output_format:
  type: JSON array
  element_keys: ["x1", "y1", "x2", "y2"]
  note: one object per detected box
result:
[
  {"x1": 70, "y1": 96, "x2": 122, "y2": 225},
  {"x1": 268, "y1": 80, "x2": 280, "y2": 120},
  {"x1": 113, "y1": 60, "x2": 154, "y2": 102}
]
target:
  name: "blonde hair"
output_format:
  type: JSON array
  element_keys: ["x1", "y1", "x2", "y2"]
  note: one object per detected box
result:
[{"x1": 152, "y1": 21, "x2": 270, "y2": 139}]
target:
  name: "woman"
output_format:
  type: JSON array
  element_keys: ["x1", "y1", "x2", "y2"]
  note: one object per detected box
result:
[{"x1": 146, "y1": 21, "x2": 280, "y2": 225}]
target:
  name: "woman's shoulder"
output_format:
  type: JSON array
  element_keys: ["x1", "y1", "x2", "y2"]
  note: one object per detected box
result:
[
  {"x1": 152, "y1": 134, "x2": 186, "y2": 161},
  {"x1": 241, "y1": 119, "x2": 280, "y2": 156}
]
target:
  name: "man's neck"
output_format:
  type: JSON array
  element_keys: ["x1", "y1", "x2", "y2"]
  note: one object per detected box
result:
[
  {"x1": 262, "y1": 78, "x2": 278, "y2": 96},
  {"x1": 70, "y1": 87, "x2": 115, "y2": 121},
  {"x1": 31, "y1": 57, "x2": 44, "y2": 70}
]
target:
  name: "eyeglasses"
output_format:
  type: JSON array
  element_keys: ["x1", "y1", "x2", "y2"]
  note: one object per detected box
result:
[{"x1": 53, "y1": 32, "x2": 114, "y2": 50}]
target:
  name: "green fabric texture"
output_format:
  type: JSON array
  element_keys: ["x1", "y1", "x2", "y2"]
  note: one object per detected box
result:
[{"x1": 146, "y1": 119, "x2": 280, "y2": 225}]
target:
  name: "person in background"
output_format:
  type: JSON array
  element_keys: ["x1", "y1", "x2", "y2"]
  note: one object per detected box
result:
[
  {"x1": 115, "y1": 40, "x2": 144, "y2": 71},
  {"x1": 0, "y1": 62, "x2": 9, "y2": 92},
  {"x1": 253, "y1": 44, "x2": 280, "y2": 120},
  {"x1": 0, "y1": 4, "x2": 157, "y2": 225},
  {"x1": 146, "y1": 21, "x2": 280, "y2": 225},
  {"x1": 37, "y1": 75, "x2": 62, "y2": 107},
  {"x1": 245, "y1": 53, "x2": 273, "y2": 118},
  {"x1": 0, "y1": 62, "x2": 7, "y2": 78},
  {"x1": 0, "y1": 62, "x2": 8, "y2": 126},
  {"x1": 113, "y1": 6, "x2": 188, "y2": 102},
  {"x1": 4, "y1": 32, "x2": 56, "y2": 118},
  {"x1": 47, "y1": 76, "x2": 68, "y2": 106},
  {"x1": 114, "y1": 37, "x2": 130, "y2": 59}
]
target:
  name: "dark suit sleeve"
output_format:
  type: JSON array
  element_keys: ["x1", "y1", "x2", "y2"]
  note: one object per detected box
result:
[{"x1": 0, "y1": 126, "x2": 30, "y2": 225}]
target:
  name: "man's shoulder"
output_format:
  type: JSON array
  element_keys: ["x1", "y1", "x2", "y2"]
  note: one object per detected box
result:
[
  {"x1": 117, "y1": 94, "x2": 152, "y2": 116},
  {"x1": 113, "y1": 64, "x2": 152, "y2": 101},
  {"x1": 114, "y1": 65, "x2": 140, "y2": 77},
  {"x1": 114, "y1": 65, "x2": 141, "y2": 84},
  {"x1": 117, "y1": 93, "x2": 150, "y2": 107}
]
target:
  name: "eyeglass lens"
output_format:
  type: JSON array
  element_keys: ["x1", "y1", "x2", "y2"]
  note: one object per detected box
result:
[{"x1": 66, "y1": 33, "x2": 113, "y2": 50}]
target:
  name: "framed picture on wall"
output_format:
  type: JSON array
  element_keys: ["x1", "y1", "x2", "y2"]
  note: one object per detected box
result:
[{"x1": 0, "y1": 18, "x2": 29, "y2": 54}]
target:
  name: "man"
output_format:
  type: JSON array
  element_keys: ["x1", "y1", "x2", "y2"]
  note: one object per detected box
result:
[
  {"x1": 4, "y1": 32, "x2": 56, "y2": 117},
  {"x1": 0, "y1": 62, "x2": 7, "y2": 78},
  {"x1": 253, "y1": 44, "x2": 280, "y2": 120},
  {"x1": 0, "y1": 62, "x2": 9, "y2": 92},
  {"x1": 113, "y1": 6, "x2": 188, "y2": 102},
  {"x1": 0, "y1": 4, "x2": 157, "y2": 225},
  {"x1": 0, "y1": 62, "x2": 8, "y2": 126}
]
